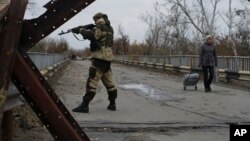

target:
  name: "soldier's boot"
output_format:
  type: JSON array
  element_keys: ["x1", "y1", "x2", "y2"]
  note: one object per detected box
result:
[
  {"x1": 72, "y1": 100, "x2": 89, "y2": 113},
  {"x1": 107, "y1": 99, "x2": 116, "y2": 111},
  {"x1": 72, "y1": 91, "x2": 95, "y2": 113},
  {"x1": 107, "y1": 90, "x2": 117, "y2": 111}
]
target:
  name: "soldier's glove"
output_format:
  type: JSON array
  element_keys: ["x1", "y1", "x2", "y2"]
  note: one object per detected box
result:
[
  {"x1": 71, "y1": 28, "x2": 80, "y2": 34},
  {"x1": 80, "y1": 28, "x2": 95, "y2": 40}
]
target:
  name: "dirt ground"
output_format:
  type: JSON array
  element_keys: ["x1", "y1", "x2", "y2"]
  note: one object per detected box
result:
[
  {"x1": 12, "y1": 61, "x2": 71, "y2": 141},
  {"x1": 12, "y1": 103, "x2": 53, "y2": 140}
]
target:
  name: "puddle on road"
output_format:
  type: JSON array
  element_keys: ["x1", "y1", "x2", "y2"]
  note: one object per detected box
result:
[{"x1": 119, "y1": 83, "x2": 183, "y2": 101}]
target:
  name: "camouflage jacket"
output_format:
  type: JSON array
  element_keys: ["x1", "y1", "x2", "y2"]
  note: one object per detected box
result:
[{"x1": 80, "y1": 20, "x2": 114, "y2": 62}]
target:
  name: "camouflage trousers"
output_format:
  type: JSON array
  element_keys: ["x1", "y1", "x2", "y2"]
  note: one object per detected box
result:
[{"x1": 83, "y1": 60, "x2": 117, "y2": 102}]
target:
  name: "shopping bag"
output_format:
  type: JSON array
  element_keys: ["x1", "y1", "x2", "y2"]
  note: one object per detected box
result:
[{"x1": 213, "y1": 67, "x2": 219, "y2": 82}]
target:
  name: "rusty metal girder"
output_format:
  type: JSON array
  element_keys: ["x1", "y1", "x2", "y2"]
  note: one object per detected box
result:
[
  {"x1": 0, "y1": 0, "x2": 27, "y2": 93},
  {"x1": 0, "y1": 0, "x2": 10, "y2": 21},
  {"x1": 1, "y1": 0, "x2": 97, "y2": 140},
  {"x1": 1, "y1": 110, "x2": 14, "y2": 141},
  {"x1": 20, "y1": 0, "x2": 96, "y2": 52},
  {"x1": 12, "y1": 51, "x2": 90, "y2": 141},
  {"x1": 0, "y1": 0, "x2": 27, "y2": 129},
  {"x1": 9, "y1": 0, "x2": 96, "y2": 140}
]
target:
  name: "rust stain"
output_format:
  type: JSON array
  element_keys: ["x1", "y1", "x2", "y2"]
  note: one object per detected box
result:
[{"x1": 0, "y1": 89, "x2": 7, "y2": 103}]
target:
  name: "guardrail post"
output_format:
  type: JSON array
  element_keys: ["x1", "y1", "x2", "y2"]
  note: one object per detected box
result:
[
  {"x1": 226, "y1": 57, "x2": 230, "y2": 70},
  {"x1": 179, "y1": 56, "x2": 182, "y2": 66},
  {"x1": 191, "y1": 56, "x2": 194, "y2": 67}
]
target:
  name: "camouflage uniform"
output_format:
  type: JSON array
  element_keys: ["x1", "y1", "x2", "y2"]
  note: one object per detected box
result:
[{"x1": 72, "y1": 13, "x2": 117, "y2": 113}]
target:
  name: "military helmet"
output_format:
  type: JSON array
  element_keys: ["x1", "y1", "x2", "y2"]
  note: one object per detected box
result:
[
  {"x1": 102, "y1": 14, "x2": 108, "y2": 20},
  {"x1": 93, "y1": 12, "x2": 104, "y2": 20}
]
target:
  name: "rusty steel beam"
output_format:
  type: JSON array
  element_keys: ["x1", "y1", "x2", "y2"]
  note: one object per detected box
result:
[
  {"x1": 1, "y1": 110, "x2": 14, "y2": 141},
  {"x1": 8, "y1": 0, "x2": 96, "y2": 140},
  {"x1": 0, "y1": 0, "x2": 10, "y2": 21},
  {"x1": 11, "y1": 1, "x2": 97, "y2": 140},
  {"x1": 0, "y1": 0, "x2": 27, "y2": 129},
  {"x1": 12, "y1": 51, "x2": 90, "y2": 141},
  {"x1": 20, "y1": 0, "x2": 96, "y2": 52}
]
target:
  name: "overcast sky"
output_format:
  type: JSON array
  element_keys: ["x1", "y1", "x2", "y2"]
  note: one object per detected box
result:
[
  {"x1": 25, "y1": 0, "x2": 247, "y2": 50},
  {"x1": 25, "y1": 0, "x2": 164, "y2": 50}
]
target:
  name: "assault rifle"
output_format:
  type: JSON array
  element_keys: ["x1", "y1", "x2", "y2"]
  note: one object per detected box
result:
[
  {"x1": 58, "y1": 24, "x2": 95, "y2": 35},
  {"x1": 58, "y1": 23, "x2": 100, "y2": 51}
]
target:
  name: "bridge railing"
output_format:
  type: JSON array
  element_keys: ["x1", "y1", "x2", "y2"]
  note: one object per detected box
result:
[
  {"x1": 115, "y1": 55, "x2": 250, "y2": 72},
  {"x1": 28, "y1": 52, "x2": 67, "y2": 71},
  {"x1": 115, "y1": 55, "x2": 250, "y2": 82},
  {"x1": 5, "y1": 52, "x2": 67, "y2": 111}
]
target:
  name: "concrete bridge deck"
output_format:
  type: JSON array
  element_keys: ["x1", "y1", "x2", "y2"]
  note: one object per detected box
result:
[
  {"x1": 14, "y1": 60, "x2": 250, "y2": 141},
  {"x1": 47, "y1": 60, "x2": 250, "y2": 141}
]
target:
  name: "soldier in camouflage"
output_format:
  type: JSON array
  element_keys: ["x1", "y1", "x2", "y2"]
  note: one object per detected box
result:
[{"x1": 72, "y1": 12, "x2": 117, "y2": 113}]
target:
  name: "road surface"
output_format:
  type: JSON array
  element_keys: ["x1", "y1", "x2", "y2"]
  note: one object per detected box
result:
[{"x1": 16, "y1": 60, "x2": 250, "y2": 141}]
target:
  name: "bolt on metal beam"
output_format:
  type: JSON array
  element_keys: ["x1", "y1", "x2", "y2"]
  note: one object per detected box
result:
[{"x1": 0, "y1": 0, "x2": 27, "y2": 134}]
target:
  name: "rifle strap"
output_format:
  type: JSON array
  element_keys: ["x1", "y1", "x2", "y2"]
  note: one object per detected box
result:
[{"x1": 72, "y1": 33, "x2": 85, "y2": 41}]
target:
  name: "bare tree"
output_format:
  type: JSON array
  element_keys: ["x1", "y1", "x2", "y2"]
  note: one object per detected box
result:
[
  {"x1": 167, "y1": 0, "x2": 221, "y2": 36},
  {"x1": 141, "y1": 11, "x2": 162, "y2": 55},
  {"x1": 113, "y1": 25, "x2": 129, "y2": 55},
  {"x1": 166, "y1": 3, "x2": 190, "y2": 55},
  {"x1": 139, "y1": 0, "x2": 249, "y2": 56},
  {"x1": 219, "y1": 0, "x2": 238, "y2": 56},
  {"x1": 30, "y1": 38, "x2": 69, "y2": 53},
  {"x1": 140, "y1": 3, "x2": 172, "y2": 55},
  {"x1": 234, "y1": 7, "x2": 250, "y2": 55},
  {"x1": 117, "y1": 25, "x2": 130, "y2": 55},
  {"x1": 140, "y1": 2, "x2": 193, "y2": 55}
]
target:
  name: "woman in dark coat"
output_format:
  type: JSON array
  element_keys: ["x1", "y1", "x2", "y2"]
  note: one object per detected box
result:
[{"x1": 199, "y1": 35, "x2": 218, "y2": 92}]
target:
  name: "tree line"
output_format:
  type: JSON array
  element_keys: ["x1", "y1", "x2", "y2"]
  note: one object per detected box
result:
[
  {"x1": 113, "y1": 0, "x2": 250, "y2": 56},
  {"x1": 29, "y1": 38, "x2": 69, "y2": 53},
  {"x1": 29, "y1": 0, "x2": 250, "y2": 57}
]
